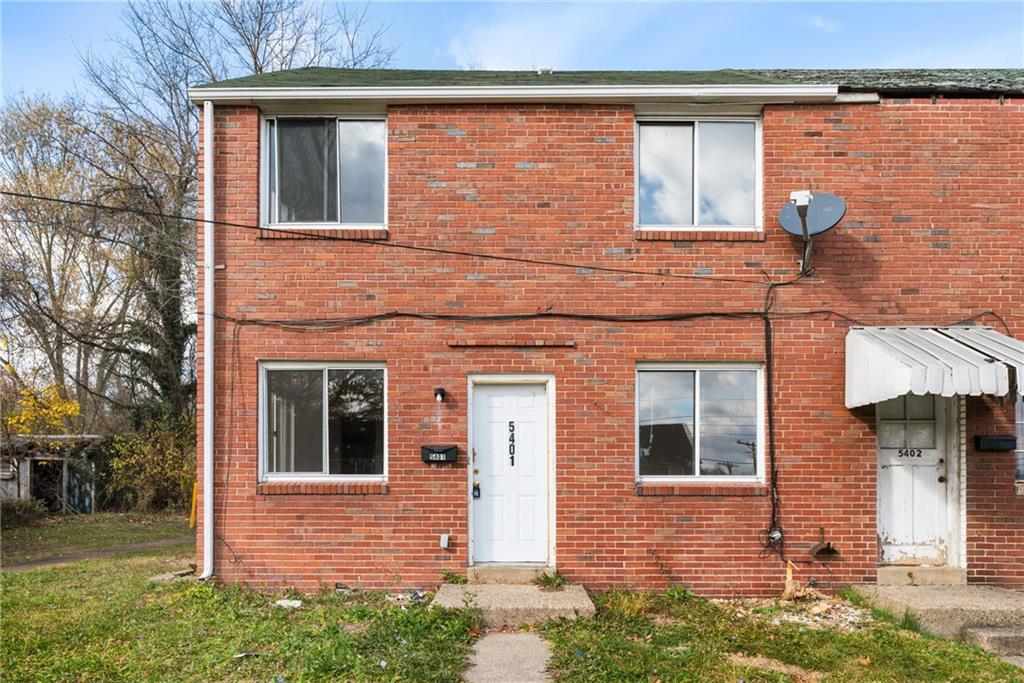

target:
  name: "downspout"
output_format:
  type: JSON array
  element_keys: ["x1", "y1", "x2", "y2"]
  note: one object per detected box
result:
[{"x1": 199, "y1": 100, "x2": 215, "y2": 580}]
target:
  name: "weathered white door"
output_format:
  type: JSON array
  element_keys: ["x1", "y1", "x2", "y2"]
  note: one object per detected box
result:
[
  {"x1": 877, "y1": 394, "x2": 950, "y2": 565},
  {"x1": 471, "y1": 383, "x2": 548, "y2": 563}
]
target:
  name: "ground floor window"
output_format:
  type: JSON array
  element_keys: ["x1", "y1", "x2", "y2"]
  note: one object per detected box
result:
[
  {"x1": 1015, "y1": 394, "x2": 1023, "y2": 491},
  {"x1": 637, "y1": 364, "x2": 762, "y2": 480},
  {"x1": 260, "y1": 363, "x2": 386, "y2": 480}
]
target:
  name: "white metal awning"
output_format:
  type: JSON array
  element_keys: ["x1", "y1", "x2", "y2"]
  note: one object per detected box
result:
[{"x1": 845, "y1": 326, "x2": 1024, "y2": 408}]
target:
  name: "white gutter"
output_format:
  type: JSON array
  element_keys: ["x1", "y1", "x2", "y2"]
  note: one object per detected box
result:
[
  {"x1": 199, "y1": 100, "x2": 215, "y2": 581},
  {"x1": 187, "y1": 83, "x2": 838, "y2": 105}
]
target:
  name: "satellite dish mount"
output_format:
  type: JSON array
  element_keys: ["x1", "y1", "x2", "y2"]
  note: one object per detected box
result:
[{"x1": 778, "y1": 190, "x2": 846, "y2": 276}]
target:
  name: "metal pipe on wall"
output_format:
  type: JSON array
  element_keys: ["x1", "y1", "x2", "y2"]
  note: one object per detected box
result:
[{"x1": 199, "y1": 100, "x2": 215, "y2": 580}]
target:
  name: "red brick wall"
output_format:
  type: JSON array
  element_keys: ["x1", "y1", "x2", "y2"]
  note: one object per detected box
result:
[
  {"x1": 197, "y1": 98, "x2": 1024, "y2": 595},
  {"x1": 966, "y1": 396, "x2": 1024, "y2": 589}
]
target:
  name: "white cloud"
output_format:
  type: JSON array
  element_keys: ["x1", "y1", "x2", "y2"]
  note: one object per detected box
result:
[
  {"x1": 792, "y1": 14, "x2": 841, "y2": 35},
  {"x1": 446, "y1": 5, "x2": 651, "y2": 71}
]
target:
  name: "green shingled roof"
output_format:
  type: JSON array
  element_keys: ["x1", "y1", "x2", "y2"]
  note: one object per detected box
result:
[
  {"x1": 196, "y1": 68, "x2": 793, "y2": 89},
  {"x1": 194, "y1": 67, "x2": 1024, "y2": 95},
  {"x1": 749, "y1": 69, "x2": 1024, "y2": 95}
]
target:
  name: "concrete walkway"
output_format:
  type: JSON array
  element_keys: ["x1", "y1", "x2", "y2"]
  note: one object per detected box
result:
[
  {"x1": 464, "y1": 632, "x2": 551, "y2": 682},
  {"x1": 432, "y1": 583, "x2": 595, "y2": 627},
  {"x1": 853, "y1": 584, "x2": 1024, "y2": 639},
  {"x1": 2, "y1": 535, "x2": 194, "y2": 571}
]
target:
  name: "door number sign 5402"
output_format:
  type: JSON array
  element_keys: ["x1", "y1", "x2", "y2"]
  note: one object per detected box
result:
[
  {"x1": 898, "y1": 448, "x2": 923, "y2": 458},
  {"x1": 508, "y1": 421, "x2": 516, "y2": 467}
]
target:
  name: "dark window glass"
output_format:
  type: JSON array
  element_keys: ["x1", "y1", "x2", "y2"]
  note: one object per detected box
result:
[
  {"x1": 328, "y1": 369, "x2": 385, "y2": 475},
  {"x1": 698, "y1": 370, "x2": 757, "y2": 476},
  {"x1": 266, "y1": 370, "x2": 324, "y2": 473},
  {"x1": 276, "y1": 118, "x2": 338, "y2": 223},
  {"x1": 638, "y1": 371, "x2": 695, "y2": 477}
]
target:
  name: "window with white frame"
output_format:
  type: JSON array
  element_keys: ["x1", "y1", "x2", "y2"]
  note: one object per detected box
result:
[
  {"x1": 263, "y1": 117, "x2": 386, "y2": 228},
  {"x1": 636, "y1": 119, "x2": 760, "y2": 230},
  {"x1": 1015, "y1": 394, "x2": 1023, "y2": 486},
  {"x1": 261, "y1": 364, "x2": 386, "y2": 479},
  {"x1": 637, "y1": 365, "x2": 762, "y2": 479}
]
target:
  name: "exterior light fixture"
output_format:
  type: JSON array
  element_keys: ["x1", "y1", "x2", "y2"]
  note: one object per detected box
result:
[{"x1": 434, "y1": 388, "x2": 447, "y2": 403}]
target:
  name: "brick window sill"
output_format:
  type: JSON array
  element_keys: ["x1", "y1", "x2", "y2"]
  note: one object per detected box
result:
[
  {"x1": 635, "y1": 230, "x2": 765, "y2": 242},
  {"x1": 258, "y1": 227, "x2": 389, "y2": 241},
  {"x1": 635, "y1": 482, "x2": 768, "y2": 497},
  {"x1": 257, "y1": 481, "x2": 389, "y2": 496}
]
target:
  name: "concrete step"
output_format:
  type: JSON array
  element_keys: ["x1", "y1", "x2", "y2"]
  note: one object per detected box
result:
[
  {"x1": 432, "y1": 583, "x2": 595, "y2": 627},
  {"x1": 468, "y1": 563, "x2": 549, "y2": 585},
  {"x1": 853, "y1": 585, "x2": 1024, "y2": 640},
  {"x1": 877, "y1": 566, "x2": 966, "y2": 586},
  {"x1": 964, "y1": 627, "x2": 1024, "y2": 656}
]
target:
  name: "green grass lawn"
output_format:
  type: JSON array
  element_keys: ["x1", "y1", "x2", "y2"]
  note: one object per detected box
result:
[
  {"x1": 1, "y1": 545, "x2": 478, "y2": 682},
  {"x1": 2, "y1": 528, "x2": 1021, "y2": 682},
  {"x1": 1, "y1": 512, "x2": 192, "y2": 565},
  {"x1": 541, "y1": 588, "x2": 1024, "y2": 682}
]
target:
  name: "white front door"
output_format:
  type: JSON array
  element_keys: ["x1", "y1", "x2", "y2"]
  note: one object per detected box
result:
[
  {"x1": 877, "y1": 394, "x2": 952, "y2": 565},
  {"x1": 471, "y1": 383, "x2": 549, "y2": 563}
]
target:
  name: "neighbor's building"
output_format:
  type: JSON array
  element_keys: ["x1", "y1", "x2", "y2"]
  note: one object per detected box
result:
[{"x1": 189, "y1": 69, "x2": 1024, "y2": 595}]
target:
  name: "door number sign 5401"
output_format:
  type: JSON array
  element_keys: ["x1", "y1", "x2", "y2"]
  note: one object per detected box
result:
[
  {"x1": 508, "y1": 420, "x2": 516, "y2": 467},
  {"x1": 898, "y1": 448, "x2": 923, "y2": 458}
]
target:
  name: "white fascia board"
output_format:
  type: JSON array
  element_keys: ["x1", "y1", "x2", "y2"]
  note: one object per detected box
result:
[{"x1": 187, "y1": 83, "x2": 839, "y2": 105}]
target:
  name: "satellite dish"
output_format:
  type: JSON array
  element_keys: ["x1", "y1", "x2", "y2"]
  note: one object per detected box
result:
[
  {"x1": 778, "y1": 190, "x2": 846, "y2": 275},
  {"x1": 779, "y1": 191, "x2": 846, "y2": 237}
]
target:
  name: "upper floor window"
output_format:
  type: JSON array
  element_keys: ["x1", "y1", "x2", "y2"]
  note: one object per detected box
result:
[
  {"x1": 637, "y1": 364, "x2": 763, "y2": 481},
  {"x1": 636, "y1": 118, "x2": 760, "y2": 231},
  {"x1": 263, "y1": 116, "x2": 386, "y2": 229},
  {"x1": 260, "y1": 362, "x2": 387, "y2": 480}
]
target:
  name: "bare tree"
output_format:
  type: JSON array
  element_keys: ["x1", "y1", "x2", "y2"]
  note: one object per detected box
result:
[
  {"x1": 64, "y1": 1, "x2": 395, "y2": 419},
  {"x1": 0, "y1": 98, "x2": 143, "y2": 430}
]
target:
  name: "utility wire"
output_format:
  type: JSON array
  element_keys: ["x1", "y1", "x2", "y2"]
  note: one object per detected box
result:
[{"x1": 0, "y1": 190, "x2": 768, "y2": 286}]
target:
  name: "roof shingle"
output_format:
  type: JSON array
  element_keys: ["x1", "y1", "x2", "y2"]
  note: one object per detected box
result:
[{"x1": 192, "y1": 67, "x2": 1024, "y2": 96}]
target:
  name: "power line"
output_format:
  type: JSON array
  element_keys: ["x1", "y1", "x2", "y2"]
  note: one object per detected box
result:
[{"x1": 0, "y1": 190, "x2": 769, "y2": 286}]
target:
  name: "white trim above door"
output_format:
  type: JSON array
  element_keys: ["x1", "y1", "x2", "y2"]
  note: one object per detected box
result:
[{"x1": 467, "y1": 374, "x2": 556, "y2": 567}]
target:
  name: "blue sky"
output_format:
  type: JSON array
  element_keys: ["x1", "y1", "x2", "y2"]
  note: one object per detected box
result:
[{"x1": 3, "y1": 1, "x2": 1023, "y2": 100}]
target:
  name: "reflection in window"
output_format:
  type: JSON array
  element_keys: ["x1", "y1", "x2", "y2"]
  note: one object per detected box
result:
[
  {"x1": 328, "y1": 369, "x2": 385, "y2": 475},
  {"x1": 637, "y1": 119, "x2": 757, "y2": 228},
  {"x1": 697, "y1": 122, "x2": 756, "y2": 226},
  {"x1": 638, "y1": 123, "x2": 693, "y2": 226},
  {"x1": 699, "y1": 370, "x2": 757, "y2": 476},
  {"x1": 340, "y1": 121, "x2": 386, "y2": 224},
  {"x1": 264, "y1": 366, "x2": 385, "y2": 477},
  {"x1": 638, "y1": 371, "x2": 695, "y2": 477},
  {"x1": 267, "y1": 118, "x2": 386, "y2": 226},
  {"x1": 638, "y1": 367, "x2": 760, "y2": 478}
]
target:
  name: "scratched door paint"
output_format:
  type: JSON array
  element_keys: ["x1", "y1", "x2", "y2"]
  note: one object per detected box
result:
[
  {"x1": 877, "y1": 394, "x2": 950, "y2": 565},
  {"x1": 472, "y1": 383, "x2": 548, "y2": 563}
]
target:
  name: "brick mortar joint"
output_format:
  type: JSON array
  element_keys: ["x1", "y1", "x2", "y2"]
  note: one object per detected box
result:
[{"x1": 256, "y1": 482, "x2": 390, "y2": 496}]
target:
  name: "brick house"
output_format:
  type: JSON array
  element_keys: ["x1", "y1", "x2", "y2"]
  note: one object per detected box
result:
[{"x1": 188, "y1": 69, "x2": 1024, "y2": 596}]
